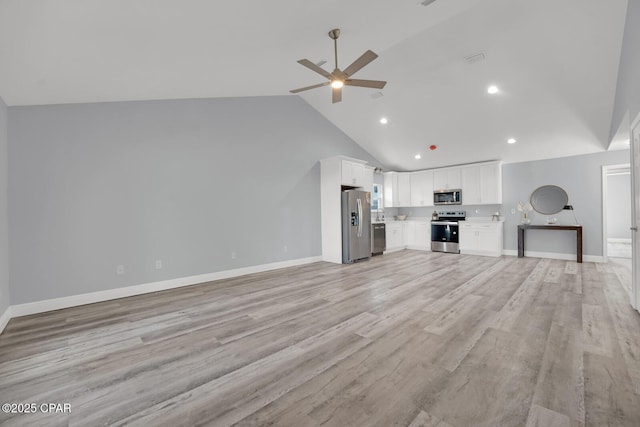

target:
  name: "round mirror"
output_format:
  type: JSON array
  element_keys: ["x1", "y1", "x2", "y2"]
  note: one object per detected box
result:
[{"x1": 530, "y1": 185, "x2": 568, "y2": 215}]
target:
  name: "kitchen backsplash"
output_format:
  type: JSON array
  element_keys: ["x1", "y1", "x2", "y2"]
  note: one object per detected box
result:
[
  {"x1": 375, "y1": 207, "x2": 398, "y2": 220},
  {"x1": 397, "y1": 205, "x2": 502, "y2": 218}
]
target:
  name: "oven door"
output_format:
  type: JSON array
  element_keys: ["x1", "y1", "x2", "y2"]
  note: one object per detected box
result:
[{"x1": 431, "y1": 221, "x2": 460, "y2": 253}]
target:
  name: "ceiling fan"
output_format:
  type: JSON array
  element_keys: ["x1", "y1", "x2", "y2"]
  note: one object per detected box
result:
[{"x1": 290, "y1": 29, "x2": 387, "y2": 103}]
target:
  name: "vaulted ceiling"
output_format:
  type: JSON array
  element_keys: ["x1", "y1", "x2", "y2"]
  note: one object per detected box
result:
[{"x1": 0, "y1": 0, "x2": 629, "y2": 170}]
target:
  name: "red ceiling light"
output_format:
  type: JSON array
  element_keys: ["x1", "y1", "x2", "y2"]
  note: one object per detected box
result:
[{"x1": 429, "y1": 145, "x2": 437, "y2": 151}]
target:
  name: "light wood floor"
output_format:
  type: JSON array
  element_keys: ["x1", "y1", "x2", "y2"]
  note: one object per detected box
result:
[{"x1": 2, "y1": 251, "x2": 640, "y2": 426}]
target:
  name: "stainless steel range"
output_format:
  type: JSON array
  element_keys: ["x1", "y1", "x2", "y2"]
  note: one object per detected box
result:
[{"x1": 431, "y1": 210, "x2": 466, "y2": 254}]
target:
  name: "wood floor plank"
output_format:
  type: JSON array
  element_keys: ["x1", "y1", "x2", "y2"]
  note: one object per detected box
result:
[
  {"x1": 530, "y1": 322, "x2": 585, "y2": 424},
  {"x1": 582, "y1": 303, "x2": 615, "y2": 357},
  {"x1": 552, "y1": 291, "x2": 583, "y2": 331},
  {"x1": 602, "y1": 276, "x2": 640, "y2": 395},
  {"x1": 564, "y1": 261, "x2": 578, "y2": 274},
  {"x1": 423, "y1": 294, "x2": 485, "y2": 336},
  {"x1": 525, "y1": 404, "x2": 572, "y2": 427},
  {"x1": 2, "y1": 251, "x2": 640, "y2": 426},
  {"x1": 490, "y1": 258, "x2": 550, "y2": 332},
  {"x1": 424, "y1": 308, "x2": 498, "y2": 372},
  {"x1": 234, "y1": 321, "x2": 438, "y2": 426},
  {"x1": 104, "y1": 313, "x2": 376, "y2": 427},
  {"x1": 408, "y1": 410, "x2": 454, "y2": 427},
  {"x1": 584, "y1": 352, "x2": 640, "y2": 426}
]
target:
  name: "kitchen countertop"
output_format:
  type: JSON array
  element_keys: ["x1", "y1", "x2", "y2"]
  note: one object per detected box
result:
[
  {"x1": 463, "y1": 217, "x2": 505, "y2": 223},
  {"x1": 372, "y1": 217, "x2": 431, "y2": 224},
  {"x1": 373, "y1": 217, "x2": 505, "y2": 224}
]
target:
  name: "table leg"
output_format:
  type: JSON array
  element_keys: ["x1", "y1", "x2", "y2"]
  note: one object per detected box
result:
[
  {"x1": 518, "y1": 227, "x2": 525, "y2": 258},
  {"x1": 577, "y1": 228, "x2": 582, "y2": 263}
]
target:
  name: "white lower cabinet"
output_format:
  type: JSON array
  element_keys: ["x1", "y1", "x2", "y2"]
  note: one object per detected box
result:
[
  {"x1": 405, "y1": 221, "x2": 431, "y2": 250},
  {"x1": 384, "y1": 221, "x2": 431, "y2": 253},
  {"x1": 385, "y1": 222, "x2": 405, "y2": 252},
  {"x1": 459, "y1": 222, "x2": 503, "y2": 257}
]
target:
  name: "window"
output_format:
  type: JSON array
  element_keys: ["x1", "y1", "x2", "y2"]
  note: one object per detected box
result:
[{"x1": 372, "y1": 183, "x2": 383, "y2": 211}]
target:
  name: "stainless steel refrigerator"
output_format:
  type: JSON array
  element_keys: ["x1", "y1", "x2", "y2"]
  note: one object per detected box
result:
[{"x1": 342, "y1": 190, "x2": 372, "y2": 263}]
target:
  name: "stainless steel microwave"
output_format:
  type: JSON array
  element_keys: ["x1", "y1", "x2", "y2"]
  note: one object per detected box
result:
[{"x1": 434, "y1": 189, "x2": 462, "y2": 205}]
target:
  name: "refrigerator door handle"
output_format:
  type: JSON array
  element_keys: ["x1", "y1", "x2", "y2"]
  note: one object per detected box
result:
[{"x1": 357, "y1": 198, "x2": 362, "y2": 237}]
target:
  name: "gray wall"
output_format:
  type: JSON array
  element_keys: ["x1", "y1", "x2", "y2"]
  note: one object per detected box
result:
[
  {"x1": 610, "y1": 0, "x2": 640, "y2": 139},
  {"x1": 0, "y1": 97, "x2": 9, "y2": 315},
  {"x1": 502, "y1": 150, "x2": 630, "y2": 257},
  {"x1": 8, "y1": 96, "x2": 380, "y2": 304},
  {"x1": 606, "y1": 172, "x2": 632, "y2": 239}
]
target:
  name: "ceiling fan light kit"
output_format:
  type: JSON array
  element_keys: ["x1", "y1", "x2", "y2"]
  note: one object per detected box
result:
[{"x1": 290, "y1": 28, "x2": 387, "y2": 103}]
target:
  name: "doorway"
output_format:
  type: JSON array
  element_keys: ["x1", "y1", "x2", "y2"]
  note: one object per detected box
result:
[{"x1": 603, "y1": 164, "x2": 632, "y2": 298}]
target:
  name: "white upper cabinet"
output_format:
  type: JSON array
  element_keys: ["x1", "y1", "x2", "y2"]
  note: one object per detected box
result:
[
  {"x1": 433, "y1": 168, "x2": 461, "y2": 190},
  {"x1": 383, "y1": 172, "x2": 397, "y2": 207},
  {"x1": 460, "y1": 161, "x2": 502, "y2": 205},
  {"x1": 383, "y1": 171, "x2": 411, "y2": 207},
  {"x1": 341, "y1": 160, "x2": 368, "y2": 187},
  {"x1": 385, "y1": 160, "x2": 501, "y2": 208},
  {"x1": 397, "y1": 173, "x2": 411, "y2": 207},
  {"x1": 363, "y1": 166, "x2": 375, "y2": 194},
  {"x1": 410, "y1": 170, "x2": 434, "y2": 207},
  {"x1": 480, "y1": 162, "x2": 502, "y2": 204},
  {"x1": 341, "y1": 160, "x2": 375, "y2": 191},
  {"x1": 461, "y1": 166, "x2": 482, "y2": 205}
]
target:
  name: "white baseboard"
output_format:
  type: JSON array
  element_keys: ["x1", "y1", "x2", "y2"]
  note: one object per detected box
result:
[
  {"x1": 0, "y1": 305, "x2": 11, "y2": 335},
  {"x1": 502, "y1": 249, "x2": 604, "y2": 263},
  {"x1": 383, "y1": 248, "x2": 406, "y2": 254},
  {"x1": 7, "y1": 256, "x2": 323, "y2": 321},
  {"x1": 607, "y1": 238, "x2": 632, "y2": 244},
  {"x1": 404, "y1": 245, "x2": 429, "y2": 251}
]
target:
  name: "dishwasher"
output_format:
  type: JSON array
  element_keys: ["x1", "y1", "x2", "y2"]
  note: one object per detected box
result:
[{"x1": 371, "y1": 223, "x2": 386, "y2": 256}]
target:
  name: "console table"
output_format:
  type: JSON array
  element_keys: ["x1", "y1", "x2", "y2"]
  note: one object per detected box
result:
[{"x1": 517, "y1": 224, "x2": 583, "y2": 263}]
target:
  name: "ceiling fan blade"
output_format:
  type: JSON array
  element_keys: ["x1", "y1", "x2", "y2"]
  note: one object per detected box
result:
[
  {"x1": 344, "y1": 79, "x2": 387, "y2": 89},
  {"x1": 342, "y1": 50, "x2": 378, "y2": 77},
  {"x1": 332, "y1": 86, "x2": 342, "y2": 103},
  {"x1": 297, "y1": 59, "x2": 332, "y2": 79},
  {"x1": 290, "y1": 81, "x2": 330, "y2": 94}
]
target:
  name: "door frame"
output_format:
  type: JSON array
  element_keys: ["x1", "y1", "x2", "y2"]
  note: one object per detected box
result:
[
  {"x1": 601, "y1": 163, "x2": 631, "y2": 264},
  {"x1": 631, "y1": 112, "x2": 640, "y2": 311}
]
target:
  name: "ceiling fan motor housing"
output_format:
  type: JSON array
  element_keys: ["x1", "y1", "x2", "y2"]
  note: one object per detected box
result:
[{"x1": 290, "y1": 28, "x2": 387, "y2": 103}]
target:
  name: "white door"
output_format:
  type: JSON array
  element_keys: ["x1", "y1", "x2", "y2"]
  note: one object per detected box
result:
[{"x1": 631, "y1": 113, "x2": 640, "y2": 311}]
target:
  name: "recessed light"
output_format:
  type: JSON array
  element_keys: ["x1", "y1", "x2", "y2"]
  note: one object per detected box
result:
[
  {"x1": 415, "y1": 154, "x2": 422, "y2": 159},
  {"x1": 379, "y1": 117, "x2": 388, "y2": 124},
  {"x1": 507, "y1": 138, "x2": 516, "y2": 144},
  {"x1": 487, "y1": 85, "x2": 499, "y2": 94}
]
